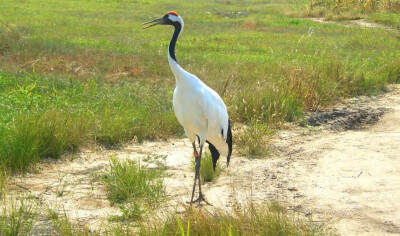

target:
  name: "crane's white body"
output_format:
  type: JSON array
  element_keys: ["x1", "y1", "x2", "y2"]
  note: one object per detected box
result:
[{"x1": 169, "y1": 54, "x2": 230, "y2": 156}]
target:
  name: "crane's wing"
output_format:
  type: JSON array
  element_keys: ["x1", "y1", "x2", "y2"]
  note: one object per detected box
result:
[{"x1": 195, "y1": 84, "x2": 232, "y2": 166}]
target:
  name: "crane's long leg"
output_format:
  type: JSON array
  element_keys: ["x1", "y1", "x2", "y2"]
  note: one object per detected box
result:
[
  {"x1": 189, "y1": 142, "x2": 198, "y2": 203},
  {"x1": 188, "y1": 144, "x2": 212, "y2": 205},
  {"x1": 196, "y1": 151, "x2": 212, "y2": 206},
  {"x1": 189, "y1": 144, "x2": 202, "y2": 203},
  {"x1": 189, "y1": 170, "x2": 198, "y2": 203},
  {"x1": 189, "y1": 145, "x2": 203, "y2": 203},
  {"x1": 192, "y1": 142, "x2": 198, "y2": 156}
]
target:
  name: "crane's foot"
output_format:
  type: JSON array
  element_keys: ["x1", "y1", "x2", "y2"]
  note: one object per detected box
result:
[{"x1": 186, "y1": 194, "x2": 213, "y2": 206}]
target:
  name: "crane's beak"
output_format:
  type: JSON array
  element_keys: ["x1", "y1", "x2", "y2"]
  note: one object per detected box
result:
[{"x1": 141, "y1": 16, "x2": 165, "y2": 29}]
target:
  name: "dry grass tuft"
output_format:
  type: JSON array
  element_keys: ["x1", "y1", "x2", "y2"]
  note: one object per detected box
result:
[{"x1": 137, "y1": 202, "x2": 326, "y2": 236}]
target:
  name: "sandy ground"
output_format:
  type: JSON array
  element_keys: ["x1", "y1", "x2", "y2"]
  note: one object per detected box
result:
[
  {"x1": 272, "y1": 86, "x2": 400, "y2": 235},
  {"x1": 6, "y1": 85, "x2": 400, "y2": 235}
]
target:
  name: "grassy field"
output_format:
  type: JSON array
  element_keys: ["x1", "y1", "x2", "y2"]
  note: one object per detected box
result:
[
  {"x1": 1, "y1": 0, "x2": 399, "y2": 172},
  {"x1": 0, "y1": 0, "x2": 399, "y2": 233}
]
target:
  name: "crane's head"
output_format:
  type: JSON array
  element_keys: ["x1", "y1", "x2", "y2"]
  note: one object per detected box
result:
[{"x1": 141, "y1": 11, "x2": 183, "y2": 29}]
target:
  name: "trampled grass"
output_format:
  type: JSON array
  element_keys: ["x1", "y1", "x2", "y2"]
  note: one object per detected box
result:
[{"x1": 0, "y1": 0, "x2": 399, "y2": 169}]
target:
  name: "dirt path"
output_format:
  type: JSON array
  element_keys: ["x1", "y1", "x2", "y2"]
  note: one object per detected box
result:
[
  {"x1": 7, "y1": 85, "x2": 400, "y2": 235},
  {"x1": 272, "y1": 85, "x2": 400, "y2": 235},
  {"x1": 311, "y1": 17, "x2": 399, "y2": 33}
]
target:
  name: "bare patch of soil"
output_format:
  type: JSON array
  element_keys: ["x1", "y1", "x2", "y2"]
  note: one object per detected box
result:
[
  {"x1": 306, "y1": 102, "x2": 387, "y2": 131},
  {"x1": 6, "y1": 85, "x2": 400, "y2": 235}
]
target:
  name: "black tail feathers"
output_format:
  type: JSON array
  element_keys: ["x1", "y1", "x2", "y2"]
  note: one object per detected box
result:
[
  {"x1": 206, "y1": 119, "x2": 233, "y2": 172},
  {"x1": 226, "y1": 119, "x2": 232, "y2": 167},
  {"x1": 206, "y1": 141, "x2": 219, "y2": 172}
]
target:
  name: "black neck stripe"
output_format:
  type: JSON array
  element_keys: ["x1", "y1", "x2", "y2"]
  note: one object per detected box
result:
[{"x1": 169, "y1": 21, "x2": 181, "y2": 62}]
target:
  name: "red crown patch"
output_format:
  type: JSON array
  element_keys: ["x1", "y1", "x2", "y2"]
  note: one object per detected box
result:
[{"x1": 168, "y1": 11, "x2": 179, "y2": 16}]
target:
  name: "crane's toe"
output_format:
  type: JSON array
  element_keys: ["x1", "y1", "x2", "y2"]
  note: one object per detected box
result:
[{"x1": 187, "y1": 193, "x2": 213, "y2": 206}]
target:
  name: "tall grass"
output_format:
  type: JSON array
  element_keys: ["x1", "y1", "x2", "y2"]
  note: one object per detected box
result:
[
  {"x1": 0, "y1": 196, "x2": 37, "y2": 235},
  {"x1": 236, "y1": 119, "x2": 272, "y2": 157},
  {"x1": 0, "y1": 111, "x2": 87, "y2": 172},
  {"x1": 305, "y1": 0, "x2": 400, "y2": 22},
  {"x1": 309, "y1": 0, "x2": 400, "y2": 13},
  {"x1": 0, "y1": 170, "x2": 5, "y2": 195},
  {"x1": 138, "y1": 202, "x2": 326, "y2": 236},
  {"x1": 0, "y1": 72, "x2": 181, "y2": 172}
]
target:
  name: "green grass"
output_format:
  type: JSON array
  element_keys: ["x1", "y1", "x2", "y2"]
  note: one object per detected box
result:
[
  {"x1": 191, "y1": 151, "x2": 222, "y2": 182},
  {"x1": 237, "y1": 119, "x2": 273, "y2": 157},
  {"x1": 0, "y1": 196, "x2": 37, "y2": 235},
  {"x1": 1, "y1": 196, "x2": 328, "y2": 236},
  {"x1": 48, "y1": 209, "x2": 94, "y2": 236},
  {"x1": 102, "y1": 157, "x2": 165, "y2": 221},
  {"x1": 137, "y1": 202, "x2": 326, "y2": 236},
  {"x1": 369, "y1": 12, "x2": 400, "y2": 29},
  {"x1": 0, "y1": 72, "x2": 180, "y2": 172},
  {"x1": 63, "y1": 202, "x2": 329, "y2": 235},
  {"x1": 3, "y1": 1, "x2": 396, "y2": 232},
  {"x1": 0, "y1": 0, "x2": 399, "y2": 172},
  {"x1": 0, "y1": 170, "x2": 5, "y2": 195},
  {"x1": 102, "y1": 157, "x2": 165, "y2": 204}
]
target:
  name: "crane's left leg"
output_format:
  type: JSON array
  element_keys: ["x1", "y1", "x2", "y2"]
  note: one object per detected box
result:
[
  {"x1": 188, "y1": 144, "x2": 212, "y2": 205},
  {"x1": 192, "y1": 142, "x2": 198, "y2": 158}
]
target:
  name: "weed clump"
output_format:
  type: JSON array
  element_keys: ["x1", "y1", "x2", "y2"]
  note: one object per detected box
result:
[
  {"x1": 102, "y1": 157, "x2": 165, "y2": 221},
  {"x1": 102, "y1": 157, "x2": 165, "y2": 204},
  {"x1": 236, "y1": 120, "x2": 272, "y2": 158}
]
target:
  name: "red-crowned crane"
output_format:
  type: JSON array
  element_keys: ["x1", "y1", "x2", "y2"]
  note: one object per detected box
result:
[{"x1": 142, "y1": 11, "x2": 232, "y2": 205}]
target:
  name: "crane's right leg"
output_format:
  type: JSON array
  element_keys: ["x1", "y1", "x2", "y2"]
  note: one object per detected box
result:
[
  {"x1": 189, "y1": 145, "x2": 202, "y2": 204},
  {"x1": 189, "y1": 142, "x2": 198, "y2": 203}
]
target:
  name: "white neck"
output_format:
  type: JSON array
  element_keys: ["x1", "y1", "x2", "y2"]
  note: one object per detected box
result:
[{"x1": 168, "y1": 53, "x2": 189, "y2": 87}]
